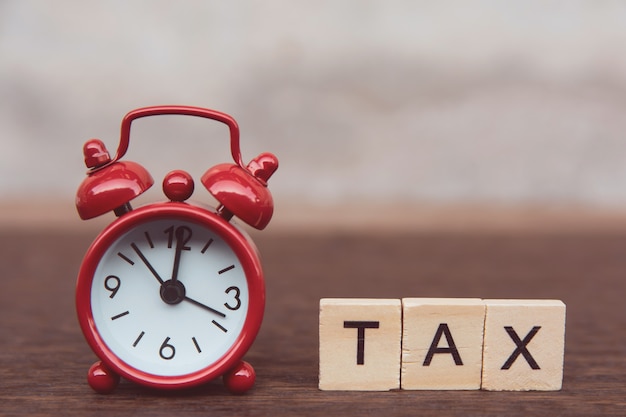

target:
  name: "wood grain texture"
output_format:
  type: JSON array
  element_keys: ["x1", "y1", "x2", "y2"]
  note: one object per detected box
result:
[{"x1": 1, "y1": 230, "x2": 625, "y2": 416}]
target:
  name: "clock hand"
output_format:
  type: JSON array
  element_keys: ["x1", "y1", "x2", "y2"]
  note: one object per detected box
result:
[
  {"x1": 170, "y1": 226, "x2": 190, "y2": 284},
  {"x1": 183, "y1": 295, "x2": 227, "y2": 318},
  {"x1": 131, "y1": 243, "x2": 164, "y2": 285}
]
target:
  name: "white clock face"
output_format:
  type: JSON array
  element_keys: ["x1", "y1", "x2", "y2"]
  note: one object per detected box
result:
[{"x1": 90, "y1": 218, "x2": 249, "y2": 377}]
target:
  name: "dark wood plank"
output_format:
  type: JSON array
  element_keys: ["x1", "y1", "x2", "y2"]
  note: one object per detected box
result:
[{"x1": 0, "y1": 230, "x2": 624, "y2": 416}]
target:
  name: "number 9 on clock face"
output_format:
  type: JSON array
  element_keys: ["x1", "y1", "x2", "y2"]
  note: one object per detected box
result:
[{"x1": 77, "y1": 206, "x2": 265, "y2": 387}]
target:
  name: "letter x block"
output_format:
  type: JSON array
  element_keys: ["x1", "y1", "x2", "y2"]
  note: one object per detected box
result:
[
  {"x1": 319, "y1": 298, "x2": 402, "y2": 391},
  {"x1": 401, "y1": 298, "x2": 486, "y2": 390},
  {"x1": 481, "y1": 299, "x2": 566, "y2": 391}
]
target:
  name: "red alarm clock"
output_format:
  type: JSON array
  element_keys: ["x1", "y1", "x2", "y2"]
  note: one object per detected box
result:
[{"x1": 75, "y1": 105, "x2": 278, "y2": 394}]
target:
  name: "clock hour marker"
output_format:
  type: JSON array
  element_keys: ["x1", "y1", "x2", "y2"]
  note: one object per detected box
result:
[
  {"x1": 200, "y1": 238, "x2": 214, "y2": 254},
  {"x1": 133, "y1": 331, "x2": 145, "y2": 347},
  {"x1": 218, "y1": 265, "x2": 235, "y2": 275},
  {"x1": 111, "y1": 311, "x2": 130, "y2": 320},
  {"x1": 212, "y1": 320, "x2": 228, "y2": 333},
  {"x1": 192, "y1": 337, "x2": 202, "y2": 353},
  {"x1": 144, "y1": 232, "x2": 154, "y2": 248},
  {"x1": 117, "y1": 252, "x2": 134, "y2": 265}
]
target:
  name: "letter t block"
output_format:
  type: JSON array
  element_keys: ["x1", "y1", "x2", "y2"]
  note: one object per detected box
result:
[{"x1": 319, "y1": 298, "x2": 402, "y2": 391}]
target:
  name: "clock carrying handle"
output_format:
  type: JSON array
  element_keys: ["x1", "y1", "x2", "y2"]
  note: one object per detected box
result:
[{"x1": 113, "y1": 105, "x2": 244, "y2": 168}]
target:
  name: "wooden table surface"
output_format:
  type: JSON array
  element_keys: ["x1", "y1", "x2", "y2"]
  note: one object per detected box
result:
[{"x1": 1, "y1": 229, "x2": 625, "y2": 416}]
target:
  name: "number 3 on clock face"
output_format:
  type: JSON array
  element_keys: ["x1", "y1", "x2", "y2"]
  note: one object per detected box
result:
[{"x1": 83, "y1": 213, "x2": 257, "y2": 381}]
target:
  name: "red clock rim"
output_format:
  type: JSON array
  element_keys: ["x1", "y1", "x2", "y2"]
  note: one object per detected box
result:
[{"x1": 76, "y1": 202, "x2": 265, "y2": 389}]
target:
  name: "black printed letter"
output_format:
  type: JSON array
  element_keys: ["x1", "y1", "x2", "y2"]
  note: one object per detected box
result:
[
  {"x1": 343, "y1": 321, "x2": 380, "y2": 365},
  {"x1": 423, "y1": 323, "x2": 463, "y2": 366},
  {"x1": 501, "y1": 326, "x2": 541, "y2": 370}
]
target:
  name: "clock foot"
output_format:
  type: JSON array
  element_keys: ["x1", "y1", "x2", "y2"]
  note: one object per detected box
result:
[
  {"x1": 222, "y1": 360, "x2": 255, "y2": 394},
  {"x1": 87, "y1": 361, "x2": 120, "y2": 394}
]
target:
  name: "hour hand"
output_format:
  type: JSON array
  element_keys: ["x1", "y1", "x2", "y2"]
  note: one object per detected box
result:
[{"x1": 131, "y1": 243, "x2": 164, "y2": 285}]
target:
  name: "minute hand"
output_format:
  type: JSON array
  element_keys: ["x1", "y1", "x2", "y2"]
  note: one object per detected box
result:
[{"x1": 170, "y1": 227, "x2": 190, "y2": 283}]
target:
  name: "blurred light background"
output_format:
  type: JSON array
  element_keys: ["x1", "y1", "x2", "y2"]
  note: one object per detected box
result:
[{"x1": 2, "y1": 0, "x2": 626, "y2": 229}]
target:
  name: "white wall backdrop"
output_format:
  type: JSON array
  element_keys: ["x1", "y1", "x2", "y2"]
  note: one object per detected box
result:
[{"x1": 3, "y1": 1, "x2": 626, "y2": 208}]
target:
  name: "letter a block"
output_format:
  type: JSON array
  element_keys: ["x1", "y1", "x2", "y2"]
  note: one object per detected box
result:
[
  {"x1": 401, "y1": 298, "x2": 486, "y2": 390},
  {"x1": 481, "y1": 299, "x2": 566, "y2": 391},
  {"x1": 319, "y1": 298, "x2": 402, "y2": 391}
]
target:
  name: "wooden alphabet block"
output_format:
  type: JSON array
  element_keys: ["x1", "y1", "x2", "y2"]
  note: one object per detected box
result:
[
  {"x1": 401, "y1": 298, "x2": 485, "y2": 390},
  {"x1": 481, "y1": 299, "x2": 566, "y2": 391},
  {"x1": 319, "y1": 298, "x2": 402, "y2": 391}
]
